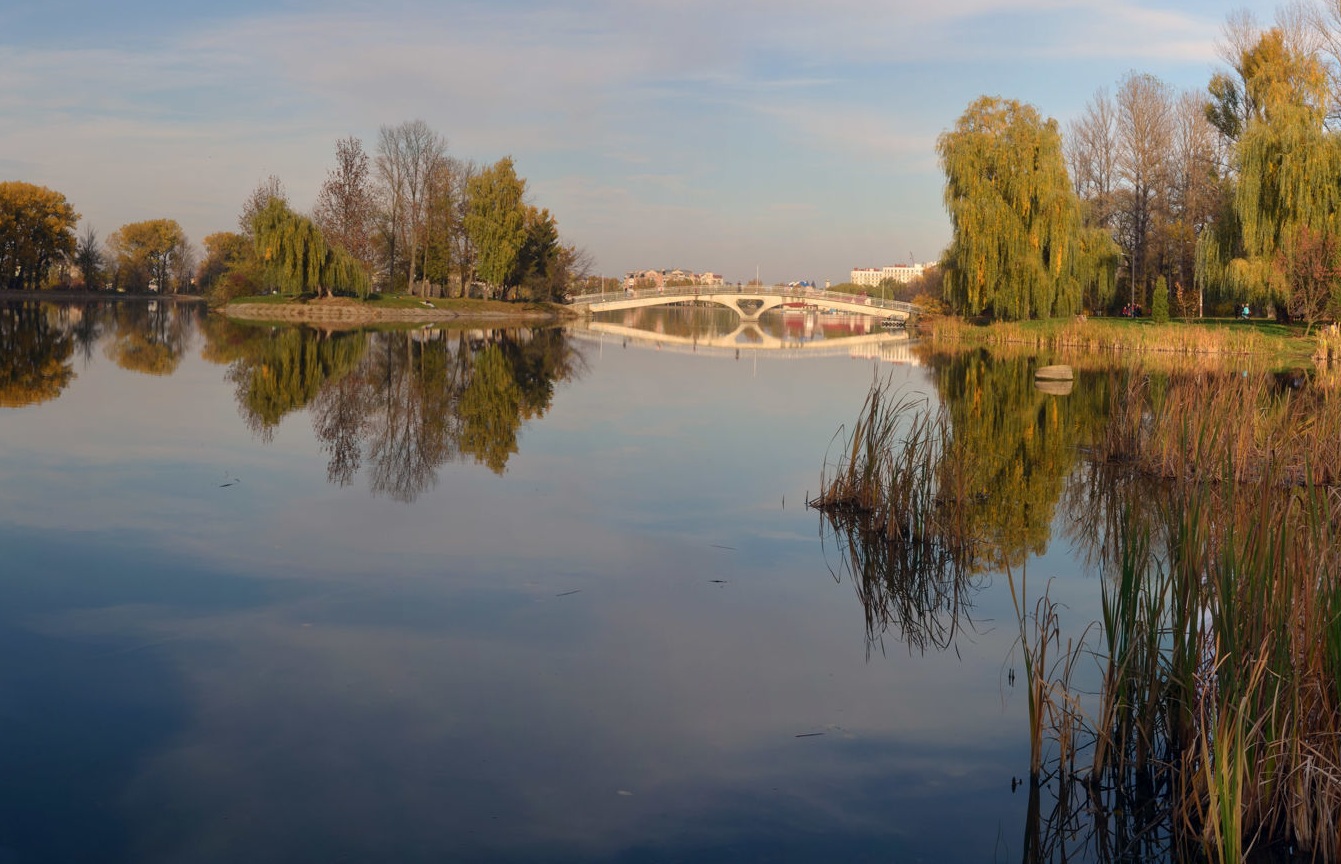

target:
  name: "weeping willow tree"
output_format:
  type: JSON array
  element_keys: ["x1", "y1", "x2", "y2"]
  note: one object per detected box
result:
[
  {"x1": 252, "y1": 199, "x2": 371, "y2": 298},
  {"x1": 1198, "y1": 27, "x2": 1341, "y2": 318},
  {"x1": 938, "y1": 96, "x2": 1116, "y2": 320}
]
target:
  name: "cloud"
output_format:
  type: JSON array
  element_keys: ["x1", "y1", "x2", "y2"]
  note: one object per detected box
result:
[{"x1": 0, "y1": 0, "x2": 1283, "y2": 278}]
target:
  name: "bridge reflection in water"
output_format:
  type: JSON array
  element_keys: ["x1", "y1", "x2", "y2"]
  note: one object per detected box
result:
[{"x1": 568, "y1": 318, "x2": 920, "y2": 365}]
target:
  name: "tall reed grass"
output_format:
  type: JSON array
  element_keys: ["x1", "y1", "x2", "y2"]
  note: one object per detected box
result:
[
  {"x1": 920, "y1": 315, "x2": 1314, "y2": 362},
  {"x1": 1095, "y1": 370, "x2": 1341, "y2": 486},
  {"x1": 811, "y1": 377, "x2": 982, "y2": 653},
  {"x1": 817, "y1": 364, "x2": 1341, "y2": 860},
  {"x1": 1060, "y1": 373, "x2": 1341, "y2": 860}
]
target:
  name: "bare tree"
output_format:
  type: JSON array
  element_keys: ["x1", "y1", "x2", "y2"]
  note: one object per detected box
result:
[
  {"x1": 1115, "y1": 72, "x2": 1175, "y2": 307},
  {"x1": 376, "y1": 120, "x2": 448, "y2": 295},
  {"x1": 171, "y1": 239, "x2": 199, "y2": 295},
  {"x1": 1301, "y1": 0, "x2": 1341, "y2": 126},
  {"x1": 238, "y1": 175, "x2": 287, "y2": 236},
  {"x1": 1066, "y1": 88, "x2": 1119, "y2": 229},
  {"x1": 313, "y1": 136, "x2": 377, "y2": 275},
  {"x1": 74, "y1": 225, "x2": 104, "y2": 290},
  {"x1": 1168, "y1": 89, "x2": 1223, "y2": 312}
]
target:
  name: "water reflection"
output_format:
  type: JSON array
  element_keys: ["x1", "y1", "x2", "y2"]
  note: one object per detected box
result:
[
  {"x1": 0, "y1": 300, "x2": 206, "y2": 406},
  {"x1": 585, "y1": 305, "x2": 910, "y2": 357},
  {"x1": 815, "y1": 348, "x2": 1113, "y2": 654},
  {"x1": 105, "y1": 301, "x2": 194, "y2": 375},
  {"x1": 0, "y1": 302, "x2": 584, "y2": 497},
  {"x1": 196, "y1": 319, "x2": 584, "y2": 496},
  {"x1": 0, "y1": 302, "x2": 76, "y2": 406},
  {"x1": 7, "y1": 302, "x2": 1001, "y2": 862},
  {"x1": 818, "y1": 344, "x2": 1341, "y2": 861}
]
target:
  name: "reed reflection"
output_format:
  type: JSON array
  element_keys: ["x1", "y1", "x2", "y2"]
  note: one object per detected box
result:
[
  {"x1": 199, "y1": 320, "x2": 583, "y2": 499},
  {"x1": 812, "y1": 350, "x2": 1109, "y2": 654},
  {"x1": 821, "y1": 353, "x2": 1341, "y2": 861},
  {"x1": 1038, "y1": 369, "x2": 1341, "y2": 863}
]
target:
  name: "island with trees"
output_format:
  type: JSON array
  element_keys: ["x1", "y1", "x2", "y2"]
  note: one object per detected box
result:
[{"x1": 0, "y1": 119, "x2": 587, "y2": 325}]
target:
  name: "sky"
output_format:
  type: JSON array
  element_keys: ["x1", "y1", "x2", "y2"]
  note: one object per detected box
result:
[{"x1": 1, "y1": 0, "x2": 1287, "y2": 286}]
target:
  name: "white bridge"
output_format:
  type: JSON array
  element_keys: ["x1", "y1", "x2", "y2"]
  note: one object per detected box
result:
[{"x1": 568, "y1": 285, "x2": 920, "y2": 322}]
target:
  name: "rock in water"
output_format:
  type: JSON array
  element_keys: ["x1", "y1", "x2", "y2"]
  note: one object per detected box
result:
[{"x1": 1035, "y1": 364, "x2": 1073, "y2": 381}]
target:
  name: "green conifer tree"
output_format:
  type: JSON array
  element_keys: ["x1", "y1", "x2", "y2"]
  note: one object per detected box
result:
[{"x1": 1151, "y1": 275, "x2": 1170, "y2": 323}]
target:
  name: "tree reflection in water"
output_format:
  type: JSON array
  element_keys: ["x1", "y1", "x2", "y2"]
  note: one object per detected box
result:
[
  {"x1": 814, "y1": 350, "x2": 1110, "y2": 656},
  {"x1": 104, "y1": 301, "x2": 195, "y2": 376},
  {"x1": 0, "y1": 302, "x2": 77, "y2": 407},
  {"x1": 201, "y1": 320, "x2": 584, "y2": 500}
]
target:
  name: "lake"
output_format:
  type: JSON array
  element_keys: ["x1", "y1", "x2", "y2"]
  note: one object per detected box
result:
[{"x1": 0, "y1": 300, "x2": 1120, "y2": 863}]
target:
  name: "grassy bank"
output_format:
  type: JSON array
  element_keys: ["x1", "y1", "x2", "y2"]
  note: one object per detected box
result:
[
  {"x1": 221, "y1": 292, "x2": 576, "y2": 326},
  {"x1": 919, "y1": 315, "x2": 1331, "y2": 366},
  {"x1": 227, "y1": 292, "x2": 566, "y2": 312}
]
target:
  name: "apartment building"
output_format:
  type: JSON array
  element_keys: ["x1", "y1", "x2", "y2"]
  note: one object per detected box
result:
[{"x1": 850, "y1": 264, "x2": 926, "y2": 287}]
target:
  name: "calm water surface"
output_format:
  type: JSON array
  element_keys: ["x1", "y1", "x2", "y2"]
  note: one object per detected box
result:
[{"x1": 0, "y1": 301, "x2": 1092, "y2": 863}]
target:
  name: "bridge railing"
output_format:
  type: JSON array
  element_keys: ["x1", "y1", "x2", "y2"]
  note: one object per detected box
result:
[{"x1": 568, "y1": 285, "x2": 921, "y2": 316}]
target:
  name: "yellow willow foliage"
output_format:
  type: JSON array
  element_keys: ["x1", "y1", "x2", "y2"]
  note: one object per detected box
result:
[
  {"x1": 1235, "y1": 106, "x2": 1341, "y2": 267},
  {"x1": 1241, "y1": 28, "x2": 1330, "y2": 127},
  {"x1": 252, "y1": 199, "x2": 370, "y2": 298},
  {"x1": 937, "y1": 96, "x2": 1108, "y2": 320},
  {"x1": 1202, "y1": 30, "x2": 1340, "y2": 308}
]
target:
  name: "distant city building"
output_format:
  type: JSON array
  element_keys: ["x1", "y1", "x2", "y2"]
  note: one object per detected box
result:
[
  {"x1": 850, "y1": 264, "x2": 926, "y2": 287},
  {"x1": 624, "y1": 268, "x2": 726, "y2": 289}
]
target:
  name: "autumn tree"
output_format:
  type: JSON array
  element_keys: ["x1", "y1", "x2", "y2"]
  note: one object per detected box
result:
[
  {"x1": 464, "y1": 157, "x2": 528, "y2": 299},
  {"x1": 106, "y1": 219, "x2": 192, "y2": 293},
  {"x1": 313, "y1": 137, "x2": 378, "y2": 275},
  {"x1": 0, "y1": 182, "x2": 79, "y2": 291},
  {"x1": 252, "y1": 199, "x2": 370, "y2": 298},
  {"x1": 938, "y1": 96, "x2": 1115, "y2": 319},
  {"x1": 1066, "y1": 90, "x2": 1128, "y2": 311},
  {"x1": 1281, "y1": 225, "x2": 1341, "y2": 331},
  {"x1": 197, "y1": 231, "x2": 263, "y2": 300}
]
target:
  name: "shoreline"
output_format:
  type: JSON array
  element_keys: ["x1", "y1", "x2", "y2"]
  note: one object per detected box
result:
[
  {"x1": 0, "y1": 291, "x2": 578, "y2": 327},
  {"x1": 219, "y1": 299, "x2": 575, "y2": 326},
  {"x1": 0, "y1": 290, "x2": 206, "y2": 303}
]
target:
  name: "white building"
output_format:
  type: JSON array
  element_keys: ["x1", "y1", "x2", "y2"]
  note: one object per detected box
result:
[{"x1": 850, "y1": 264, "x2": 926, "y2": 287}]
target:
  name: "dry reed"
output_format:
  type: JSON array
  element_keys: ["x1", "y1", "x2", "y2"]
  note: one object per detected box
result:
[{"x1": 817, "y1": 364, "x2": 1341, "y2": 860}]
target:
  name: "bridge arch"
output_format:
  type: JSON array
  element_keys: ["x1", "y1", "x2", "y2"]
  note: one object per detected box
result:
[{"x1": 568, "y1": 286, "x2": 919, "y2": 323}]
